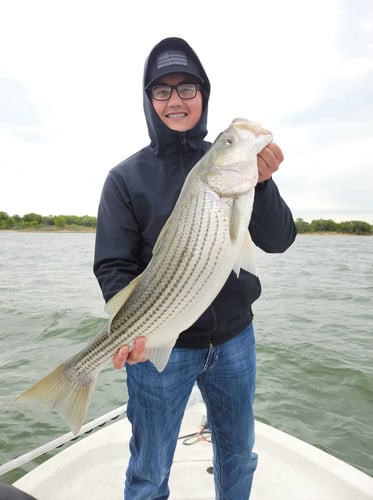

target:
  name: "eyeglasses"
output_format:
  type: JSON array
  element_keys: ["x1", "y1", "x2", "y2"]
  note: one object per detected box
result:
[{"x1": 150, "y1": 83, "x2": 200, "y2": 101}]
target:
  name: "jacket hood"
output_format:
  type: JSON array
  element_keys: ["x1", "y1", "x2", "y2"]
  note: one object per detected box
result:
[{"x1": 142, "y1": 37, "x2": 211, "y2": 156}]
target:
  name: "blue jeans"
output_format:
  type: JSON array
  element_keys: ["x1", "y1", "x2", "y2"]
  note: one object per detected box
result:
[{"x1": 124, "y1": 323, "x2": 257, "y2": 500}]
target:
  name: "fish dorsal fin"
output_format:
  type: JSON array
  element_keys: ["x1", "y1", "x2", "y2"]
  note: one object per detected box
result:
[
  {"x1": 104, "y1": 274, "x2": 142, "y2": 321},
  {"x1": 152, "y1": 216, "x2": 172, "y2": 257},
  {"x1": 144, "y1": 339, "x2": 177, "y2": 372},
  {"x1": 233, "y1": 231, "x2": 257, "y2": 277}
]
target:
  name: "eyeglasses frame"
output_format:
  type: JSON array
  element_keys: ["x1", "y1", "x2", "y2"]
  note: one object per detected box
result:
[{"x1": 149, "y1": 82, "x2": 200, "y2": 101}]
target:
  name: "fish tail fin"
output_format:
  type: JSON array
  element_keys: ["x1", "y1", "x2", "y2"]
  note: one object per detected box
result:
[{"x1": 17, "y1": 361, "x2": 99, "y2": 435}]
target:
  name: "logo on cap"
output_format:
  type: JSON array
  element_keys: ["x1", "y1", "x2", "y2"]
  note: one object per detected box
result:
[{"x1": 157, "y1": 50, "x2": 188, "y2": 69}]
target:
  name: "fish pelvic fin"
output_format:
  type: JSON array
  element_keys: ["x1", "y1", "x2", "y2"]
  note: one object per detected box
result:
[{"x1": 17, "y1": 361, "x2": 99, "y2": 435}]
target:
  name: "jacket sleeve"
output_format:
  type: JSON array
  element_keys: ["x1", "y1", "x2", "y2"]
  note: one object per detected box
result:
[
  {"x1": 93, "y1": 170, "x2": 141, "y2": 302},
  {"x1": 249, "y1": 179, "x2": 297, "y2": 253}
]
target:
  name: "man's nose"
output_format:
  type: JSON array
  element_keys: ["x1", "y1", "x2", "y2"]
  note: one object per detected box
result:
[{"x1": 168, "y1": 88, "x2": 182, "y2": 103}]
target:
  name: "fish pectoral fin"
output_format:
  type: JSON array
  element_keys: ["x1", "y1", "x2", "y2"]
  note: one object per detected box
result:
[
  {"x1": 231, "y1": 188, "x2": 257, "y2": 276},
  {"x1": 233, "y1": 231, "x2": 257, "y2": 277},
  {"x1": 230, "y1": 189, "x2": 255, "y2": 243},
  {"x1": 144, "y1": 340, "x2": 177, "y2": 372},
  {"x1": 229, "y1": 197, "x2": 241, "y2": 243},
  {"x1": 105, "y1": 274, "x2": 142, "y2": 321}
]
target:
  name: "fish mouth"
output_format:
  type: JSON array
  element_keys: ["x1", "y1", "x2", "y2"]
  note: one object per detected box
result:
[{"x1": 232, "y1": 117, "x2": 271, "y2": 137}]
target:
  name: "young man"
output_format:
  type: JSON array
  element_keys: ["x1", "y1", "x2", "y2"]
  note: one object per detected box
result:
[{"x1": 94, "y1": 37, "x2": 296, "y2": 499}]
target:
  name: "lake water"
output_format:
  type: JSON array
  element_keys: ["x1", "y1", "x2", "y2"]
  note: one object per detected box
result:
[{"x1": 0, "y1": 232, "x2": 372, "y2": 484}]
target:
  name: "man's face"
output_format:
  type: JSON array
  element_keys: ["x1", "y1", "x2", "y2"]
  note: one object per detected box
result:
[{"x1": 150, "y1": 73, "x2": 203, "y2": 132}]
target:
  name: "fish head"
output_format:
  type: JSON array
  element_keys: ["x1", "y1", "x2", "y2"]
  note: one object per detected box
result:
[{"x1": 202, "y1": 118, "x2": 273, "y2": 197}]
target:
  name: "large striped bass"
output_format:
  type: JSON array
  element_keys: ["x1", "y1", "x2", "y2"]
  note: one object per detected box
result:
[{"x1": 18, "y1": 118, "x2": 273, "y2": 434}]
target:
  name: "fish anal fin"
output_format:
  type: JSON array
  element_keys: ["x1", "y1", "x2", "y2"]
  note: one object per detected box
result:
[{"x1": 144, "y1": 340, "x2": 177, "y2": 372}]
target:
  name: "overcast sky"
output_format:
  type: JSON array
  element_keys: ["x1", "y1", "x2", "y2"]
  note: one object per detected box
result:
[{"x1": 1, "y1": 0, "x2": 372, "y2": 222}]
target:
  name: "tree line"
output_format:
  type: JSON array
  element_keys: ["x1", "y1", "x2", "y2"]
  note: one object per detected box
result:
[
  {"x1": 0, "y1": 212, "x2": 96, "y2": 230},
  {"x1": 0, "y1": 212, "x2": 372, "y2": 235},
  {"x1": 295, "y1": 218, "x2": 372, "y2": 235}
]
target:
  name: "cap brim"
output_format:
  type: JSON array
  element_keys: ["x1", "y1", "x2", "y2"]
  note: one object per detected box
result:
[{"x1": 145, "y1": 66, "x2": 204, "y2": 89}]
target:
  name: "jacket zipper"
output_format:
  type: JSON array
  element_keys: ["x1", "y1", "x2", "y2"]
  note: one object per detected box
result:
[
  {"x1": 209, "y1": 306, "x2": 218, "y2": 346},
  {"x1": 180, "y1": 132, "x2": 188, "y2": 151},
  {"x1": 179, "y1": 133, "x2": 188, "y2": 179}
]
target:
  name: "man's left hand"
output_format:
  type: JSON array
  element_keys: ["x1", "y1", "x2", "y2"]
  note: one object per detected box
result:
[{"x1": 257, "y1": 142, "x2": 284, "y2": 183}]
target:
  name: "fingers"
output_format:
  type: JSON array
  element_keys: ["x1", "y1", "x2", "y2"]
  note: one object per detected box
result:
[
  {"x1": 127, "y1": 337, "x2": 147, "y2": 365},
  {"x1": 112, "y1": 336, "x2": 147, "y2": 369},
  {"x1": 266, "y1": 142, "x2": 284, "y2": 163},
  {"x1": 112, "y1": 346, "x2": 129, "y2": 369},
  {"x1": 257, "y1": 142, "x2": 284, "y2": 183}
]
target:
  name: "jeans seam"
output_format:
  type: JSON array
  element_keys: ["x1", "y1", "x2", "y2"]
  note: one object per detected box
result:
[{"x1": 197, "y1": 380, "x2": 224, "y2": 499}]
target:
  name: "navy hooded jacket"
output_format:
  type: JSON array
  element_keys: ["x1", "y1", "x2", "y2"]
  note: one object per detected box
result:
[{"x1": 93, "y1": 37, "x2": 297, "y2": 348}]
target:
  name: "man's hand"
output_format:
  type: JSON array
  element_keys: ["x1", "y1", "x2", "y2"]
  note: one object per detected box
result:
[
  {"x1": 112, "y1": 336, "x2": 147, "y2": 369},
  {"x1": 257, "y1": 142, "x2": 284, "y2": 183}
]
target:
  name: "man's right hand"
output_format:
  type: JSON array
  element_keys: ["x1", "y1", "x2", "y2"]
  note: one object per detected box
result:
[{"x1": 112, "y1": 336, "x2": 147, "y2": 369}]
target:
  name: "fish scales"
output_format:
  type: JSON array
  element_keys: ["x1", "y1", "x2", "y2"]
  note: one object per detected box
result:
[
  {"x1": 75, "y1": 184, "x2": 228, "y2": 374},
  {"x1": 17, "y1": 118, "x2": 273, "y2": 434},
  {"x1": 116, "y1": 187, "x2": 223, "y2": 329}
]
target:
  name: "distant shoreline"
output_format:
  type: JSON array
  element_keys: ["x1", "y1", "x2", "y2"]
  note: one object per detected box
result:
[
  {"x1": 1, "y1": 229, "x2": 371, "y2": 236},
  {"x1": 1, "y1": 213, "x2": 371, "y2": 235},
  {"x1": 0, "y1": 227, "x2": 96, "y2": 233},
  {"x1": 301, "y1": 232, "x2": 372, "y2": 236}
]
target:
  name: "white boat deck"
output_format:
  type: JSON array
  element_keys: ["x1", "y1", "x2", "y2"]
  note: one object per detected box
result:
[{"x1": 14, "y1": 395, "x2": 373, "y2": 500}]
